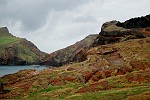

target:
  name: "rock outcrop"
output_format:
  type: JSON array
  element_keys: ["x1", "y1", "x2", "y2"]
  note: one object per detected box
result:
[
  {"x1": 95, "y1": 14, "x2": 150, "y2": 45},
  {"x1": 0, "y1": 27, "x2": 12, "y2": 37},
  {"x1": 0, "y1": 27, "x2": 47, "y2": 65},
  {"x1": 116, "y1": 14, "x2": 150, "y2": 29}
]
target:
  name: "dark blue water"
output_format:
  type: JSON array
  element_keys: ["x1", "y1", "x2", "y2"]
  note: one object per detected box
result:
[{"x1": 0, "y1": 65, "x2": 48, "y2": 77}]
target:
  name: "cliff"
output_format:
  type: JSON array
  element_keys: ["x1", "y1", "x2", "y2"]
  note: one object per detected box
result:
[{"x1": 0, "y1": 27, "x2": 47, "y2": 65}]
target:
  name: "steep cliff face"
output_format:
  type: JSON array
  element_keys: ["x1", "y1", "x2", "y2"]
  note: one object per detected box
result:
[
  {"x1": 42, "y1": 34, "x2": 99, "y2": 66},
  {"x1": 0, "y1": 27, "x2": 47, "y2": 65}
]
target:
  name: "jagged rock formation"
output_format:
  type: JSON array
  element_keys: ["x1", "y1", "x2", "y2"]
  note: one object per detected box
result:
[
  {"x1": 116, "y1": 14, "x2": 150, "y2": 28},
  {"x1": 42, "y1": 34, "x2": 99, "y2": 66},
  {"x1": 0, "y1": 27, "x2": 47, "y2": 65},
  {"x1": 95, "y1": 14, "x2": 150, "y2": 45}
]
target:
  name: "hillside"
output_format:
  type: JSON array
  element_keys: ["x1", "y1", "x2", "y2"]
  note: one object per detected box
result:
[
  {"x1": 0, "y1": 15, "x2": 150, "y2": 100},
  {"x1": 42, "y1": 34, "x2": 99, "y2": 66},
  {"x1": 0, "y1": 37, "x2": 150, "y2": 99},
  {"x1": 0, "y1": 27, "x2": 47, "y2": 65}
]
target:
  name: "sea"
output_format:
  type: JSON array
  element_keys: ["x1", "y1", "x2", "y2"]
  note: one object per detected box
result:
[{"x1": 0, "y1": 65, "x2": 48, "y2": 77}]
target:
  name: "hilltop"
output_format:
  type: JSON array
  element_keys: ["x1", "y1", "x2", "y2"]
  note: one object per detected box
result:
[
  {"x1": 0, "y1": 27, "x2": 47, "y2": 65},
  {"x1": 0, "y1": 15, "x2": 150, "y2": 99}
]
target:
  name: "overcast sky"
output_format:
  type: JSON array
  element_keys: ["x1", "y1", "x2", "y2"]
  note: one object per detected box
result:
[{"x1": 0, "y1": 0, "x2": 150, "y2": 53}]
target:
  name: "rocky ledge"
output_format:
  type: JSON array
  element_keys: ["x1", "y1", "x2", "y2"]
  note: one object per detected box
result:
[{"x1": 95, "y1": 14, "x2": 150, "y2": 45}]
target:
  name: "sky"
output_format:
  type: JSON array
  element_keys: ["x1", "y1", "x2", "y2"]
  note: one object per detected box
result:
[{"x1": 0, "y1": 0, "x2": 150, "y2": 53}]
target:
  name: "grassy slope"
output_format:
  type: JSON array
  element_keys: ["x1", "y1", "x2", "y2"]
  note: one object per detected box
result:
[
  {"x1": 0, "y1": 29, "x2": 46, "y2": 65},
  {"x1": 26, "y1": 37, "x2": 150, "y2": 100},
  {"x1": 0, "y1": 37, "x2": 150, "y2": 99},
  {"x1": 0, "y1": 37, "x2": 38, "y2": 64},
  {"x1": 0, "y1": 36, "x2": 21, "y2": 46}
]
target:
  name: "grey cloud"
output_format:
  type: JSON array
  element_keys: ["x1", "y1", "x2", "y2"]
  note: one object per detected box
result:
[
  {"x1": 72, "y1": 15, "x2": 97, "y2": 23},
  {"x1": 0, "y1": 0, "x2": 91, "y2": 32},
  {"x1": 0, "y1": 0, "x2": 8, "y2": 6},
  {"x1": 0, "y1": 0, "x2": 150, "y2": 53}
]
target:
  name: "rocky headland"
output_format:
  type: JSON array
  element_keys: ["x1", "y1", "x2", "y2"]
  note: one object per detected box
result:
[
  {"x1": 0, "y1": 27, "x2": 47, "y2": 65},
  {"x1": 0, "y1": 14, "x2": 150, "y2": 100}
]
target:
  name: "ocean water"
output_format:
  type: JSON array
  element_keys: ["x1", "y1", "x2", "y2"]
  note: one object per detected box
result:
[{"x1": 0, "y1": 65, "x2": 48, "y2": 77}]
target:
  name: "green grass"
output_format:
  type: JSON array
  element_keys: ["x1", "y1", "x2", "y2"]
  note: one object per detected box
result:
[
  {"x1": 66, "y1": 84, "x2": 150, "y2": 100},
  {"x1": 17, "y1": 44, "x2": 38, "y2": 63},
  {"x1": 29, "y1": 85, "x2": 64, "y2": 97},
  {"x1": 0, "y1": 36, "x2": 21, "y2": 46},
  {"x1": 0, "y1": 36, "x2": 42, "y2": 64},
  {"x1": 26, "y1": 82, "x2": 84, "y2": 100},
  {"x1": 0, "y1": 39, "x2": 39, "y2": 63},
  {"x1": 25, "y1": 79, "x2": 150, "y2": 100}
]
